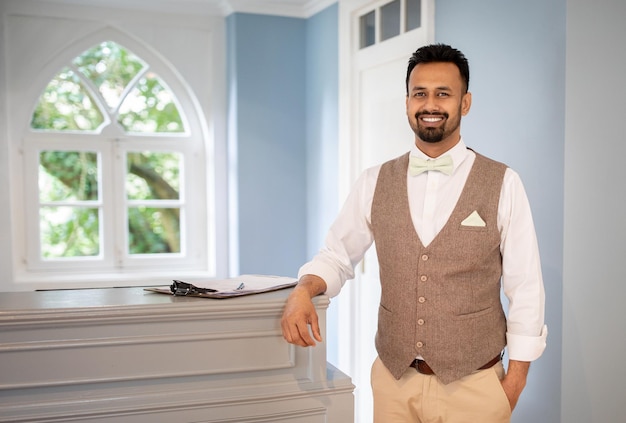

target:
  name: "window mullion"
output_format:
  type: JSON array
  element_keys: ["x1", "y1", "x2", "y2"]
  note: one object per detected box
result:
[
  {"x1": 400, "y1": 0, "x2": 407, "y2": 34},
  {"x1": 68, "y1": 63, "x2": 110, "y2": 119},
  {"x1": 24, "y1": 141, "x2": 44, "y2": 267},
  {"x1": 108, "y1": 138, "x2": 126, "y2": 268},
  {"x1": 113, "y1": 66, "x2": 150, "y2": 116},
  {"x1": 375, "y1": 6, "x2": 381, "y2": 44}
]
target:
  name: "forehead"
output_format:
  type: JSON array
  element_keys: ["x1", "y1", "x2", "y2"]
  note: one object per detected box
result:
[{"x1": 409, "y1": 62, "x2": 464, "y2": 89}]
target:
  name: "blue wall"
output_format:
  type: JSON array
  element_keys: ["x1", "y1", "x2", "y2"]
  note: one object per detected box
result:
[
  {"x1": 227, "y1": 5, "x2": 340, "y2": 360},
  {"x1": 435, "y1": 1, "x2": 565, "y2": 422},
  {"x1": 305, "y1": 4, "x2": 339, "y2": 259},
  {"x1": 562, "y1": 1, "x2": 626, "y2": 421},
  {"x1": 226, "y1": 13, "x2": 308, "y2": 277},
  {"x1": 226, "y1": 6, "x2": 339, "y2": 279},
  {"x1": 304, "y1": 3, "x2": 340, "y2": 364}
]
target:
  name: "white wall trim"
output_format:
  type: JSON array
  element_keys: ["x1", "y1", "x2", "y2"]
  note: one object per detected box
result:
[
  {"x1": 222, "y1": 0, "x2": 337, "y2": 18},
  {"x1": 33, "y1": 0, "x2": 337, "y2": 18}
]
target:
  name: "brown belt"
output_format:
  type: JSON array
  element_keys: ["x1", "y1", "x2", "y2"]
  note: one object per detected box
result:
[{"x1": 410, "y1": 354, "x2": 501, "y2": 376}]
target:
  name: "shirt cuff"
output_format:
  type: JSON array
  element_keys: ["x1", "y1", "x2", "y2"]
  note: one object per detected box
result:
[
  {"x1": 297, "y1": 261, "x2": 343, "y2": 298},
  {"x1": 506, "y1": 325, "x2": 548, "y2": 361}
]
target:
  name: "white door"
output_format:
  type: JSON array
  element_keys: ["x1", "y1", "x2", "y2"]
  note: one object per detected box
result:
[{"x1": 337, "y1": 1, "x2": 434, "y2": 421}]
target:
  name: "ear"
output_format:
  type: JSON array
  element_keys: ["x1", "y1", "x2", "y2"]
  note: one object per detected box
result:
[{"x1": 461, "y1": 92, "x2": 472, "y2": 116}]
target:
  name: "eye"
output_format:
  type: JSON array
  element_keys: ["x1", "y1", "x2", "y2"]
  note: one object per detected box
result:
[
  {"x1": 437, "y1": 92, "x2": 450, "y2": 97},
  {"x1": 413, "y1": 92, "x2": 426, "y2": 98}
]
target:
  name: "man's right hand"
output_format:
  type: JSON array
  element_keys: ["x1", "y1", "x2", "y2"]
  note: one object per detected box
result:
[{"x1": 280, "y1": 275, "x2": 327, "y2": 347}]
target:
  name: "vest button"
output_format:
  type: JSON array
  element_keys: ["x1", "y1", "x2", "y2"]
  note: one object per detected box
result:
[
  {"x1": 420, "y1": 275, "x2": 428, "y2": 282},
  {"x1": 421, "y1": 254, "x2": 428, "y2": 261},
  {"x1": 418, "y1": 297, "x2": 426, "y2": 303},
  {"x1": 416, "y1": 341, "x2": 424, "y2": 348},
  {"x1": 417, "y1": 319, "x2": 425, "y2": 325}
]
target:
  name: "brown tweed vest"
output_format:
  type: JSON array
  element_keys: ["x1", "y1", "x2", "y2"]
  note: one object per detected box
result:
[{"x1": 371, "y1": 150, "x2": 507, "y2": 384}]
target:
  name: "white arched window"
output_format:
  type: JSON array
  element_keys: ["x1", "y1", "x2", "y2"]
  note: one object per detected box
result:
[{"x1": 11, "y1": 24, "x2": 219, "y2": 288}]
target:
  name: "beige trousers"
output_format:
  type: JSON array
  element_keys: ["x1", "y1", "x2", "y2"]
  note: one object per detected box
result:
[{"x1": 371, "y1": 356, "x2": 512, "y2": 423}]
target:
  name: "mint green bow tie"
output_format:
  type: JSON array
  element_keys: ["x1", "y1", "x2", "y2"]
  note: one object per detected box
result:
[{"x1": 408, "y1": 155, "x2": 454, "y2": 176}]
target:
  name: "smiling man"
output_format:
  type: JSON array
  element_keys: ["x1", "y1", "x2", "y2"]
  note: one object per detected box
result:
[{"x1": 281, "y1": 44, "x2": 547, "y2": 422}]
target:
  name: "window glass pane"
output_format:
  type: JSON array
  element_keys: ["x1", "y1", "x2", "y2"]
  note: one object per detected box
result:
[
  {"x1": 31, "y1": 67, "x2": 104, "y2": 131},
  {"x1": 359, "y1": 10, "x2": 376, "y2": 49},
  {"x1": 406, "y1": 0, "x2": 422, "y2": 31},
  {"x1": 73, "y1": 41, "x2": 147, "y2": 110},
  {"x1": 126, "y1": 151, "x2": 180, "y2": 200},
  {"x1": 118, "y1": 72, "x2": 185, "y2": 133},
  {"x1": 40, "y1": 206, "x2": 100, "y2": 258},
  {"x1": 39, "y1": 151, "x2": 99, "y2": 201},
  {"x1": 128, "y1": 207, "x2": 180, "y2": 254},
  {"x1": 381, "y1": 0, "x2": 401, "y2": 42}
]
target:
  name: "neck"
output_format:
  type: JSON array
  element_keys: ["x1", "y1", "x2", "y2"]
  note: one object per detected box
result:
[{"x1": 415, "y1": 134, "x2": 461, "y2": 158}]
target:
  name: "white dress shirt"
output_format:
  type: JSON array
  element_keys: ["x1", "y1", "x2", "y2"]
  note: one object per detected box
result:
[{"x1": 299, "y1": 139, "x2": 548, "y2": 362}]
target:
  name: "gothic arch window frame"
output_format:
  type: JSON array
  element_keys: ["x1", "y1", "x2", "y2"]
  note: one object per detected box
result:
[{"x1": 15, "y1": 26, "x2": 216, "y2": 286}]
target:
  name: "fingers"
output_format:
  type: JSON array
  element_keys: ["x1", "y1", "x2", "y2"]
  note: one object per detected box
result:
[
  {"x1": 281, "y1": 304, "x2": 322, "y2": 347},
  {"x1": 294, "y1": 320, "x2": 318, "y2": 346},
  {"x1": 281, "y1": 313, "x2": 320, "y2": 347},
  {"x1": 309, "y1": 310, "x2": 322, "y2": 343}
]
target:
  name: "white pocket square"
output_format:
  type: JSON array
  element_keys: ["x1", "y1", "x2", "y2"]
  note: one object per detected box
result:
[{"x1": 461, "y1": 210, "x2": 486, "y2": 227}]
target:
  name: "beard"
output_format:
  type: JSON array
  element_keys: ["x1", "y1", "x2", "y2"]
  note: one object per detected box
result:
[
  {"x1": 412, "y1": 108, "x2": 462, "y2": 143},
  {"x1": 416, "y1": 112, "x2": 448, "y2": 143}
]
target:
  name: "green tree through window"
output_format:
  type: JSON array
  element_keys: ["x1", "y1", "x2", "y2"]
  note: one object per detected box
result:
[{"x1": 32, "y1": 41, "x2": 187, "y2": 260}]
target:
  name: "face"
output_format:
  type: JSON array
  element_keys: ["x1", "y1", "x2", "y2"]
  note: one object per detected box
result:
[{"x1": 406, "y1": 62, "x2": 471, "y2": 148}]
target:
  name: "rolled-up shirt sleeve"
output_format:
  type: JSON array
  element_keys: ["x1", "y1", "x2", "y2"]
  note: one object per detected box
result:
[
  {"x1": 499, "y1": 168, "x2": 548, "y2": 361},
  {"x1": 507, "y1": 326, "x2": 548, "y2": 361}
]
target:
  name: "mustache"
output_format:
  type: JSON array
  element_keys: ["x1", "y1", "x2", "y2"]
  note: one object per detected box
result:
[{"x1": 415, "y1": 111, "x2": 449, "y2": 119}]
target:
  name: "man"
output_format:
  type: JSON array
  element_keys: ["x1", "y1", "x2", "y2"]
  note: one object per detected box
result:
[{"x1": 281, "y1": 43, "x2": 547, "y2": 422}]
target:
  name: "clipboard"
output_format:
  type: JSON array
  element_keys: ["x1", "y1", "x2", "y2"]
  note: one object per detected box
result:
[{"x1": 144, "y1": 274, "x2": 297, "y2": 299}]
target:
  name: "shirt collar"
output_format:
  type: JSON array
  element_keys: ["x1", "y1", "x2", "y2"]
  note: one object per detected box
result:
[{"x1": 410, "y1": 138, "x2": 471, "y2": 173}]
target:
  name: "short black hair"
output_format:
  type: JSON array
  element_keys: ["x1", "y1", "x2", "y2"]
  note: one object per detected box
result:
[{"x1": 406, "y1": 43, "x2": 470, "y2": 94}]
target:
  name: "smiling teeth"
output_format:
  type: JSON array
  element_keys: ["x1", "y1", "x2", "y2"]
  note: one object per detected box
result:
[{"x1": 423, "y1": 117, "x2": 443, "y2": 122}]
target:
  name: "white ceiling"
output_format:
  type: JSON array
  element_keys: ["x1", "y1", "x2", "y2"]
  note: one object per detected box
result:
[{"x1": 37, "y1": 0, "x2": 336, "y2": 18}]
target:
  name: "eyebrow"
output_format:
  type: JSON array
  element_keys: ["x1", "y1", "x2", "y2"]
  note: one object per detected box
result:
[{"x1": 411, "y1": 85, "x2": 453, "y2": 92}]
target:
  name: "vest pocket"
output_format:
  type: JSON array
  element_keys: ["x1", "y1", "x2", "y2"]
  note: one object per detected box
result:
[
  {"x1": 458, "y1": 224, "x2": 489, "y2": 232},
  {"x1": 453, "y1": 305, "x2": 494, "y2": 320}
]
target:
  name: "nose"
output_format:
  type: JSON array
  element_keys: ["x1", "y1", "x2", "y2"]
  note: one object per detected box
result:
[{"x1": 423, "y1": 94, "x2": 439, "y2": 113}]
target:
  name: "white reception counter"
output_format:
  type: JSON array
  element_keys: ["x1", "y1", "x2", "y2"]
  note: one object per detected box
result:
[{"x1": 0, "y1": 286, "x2": 354, "y2": 422}]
